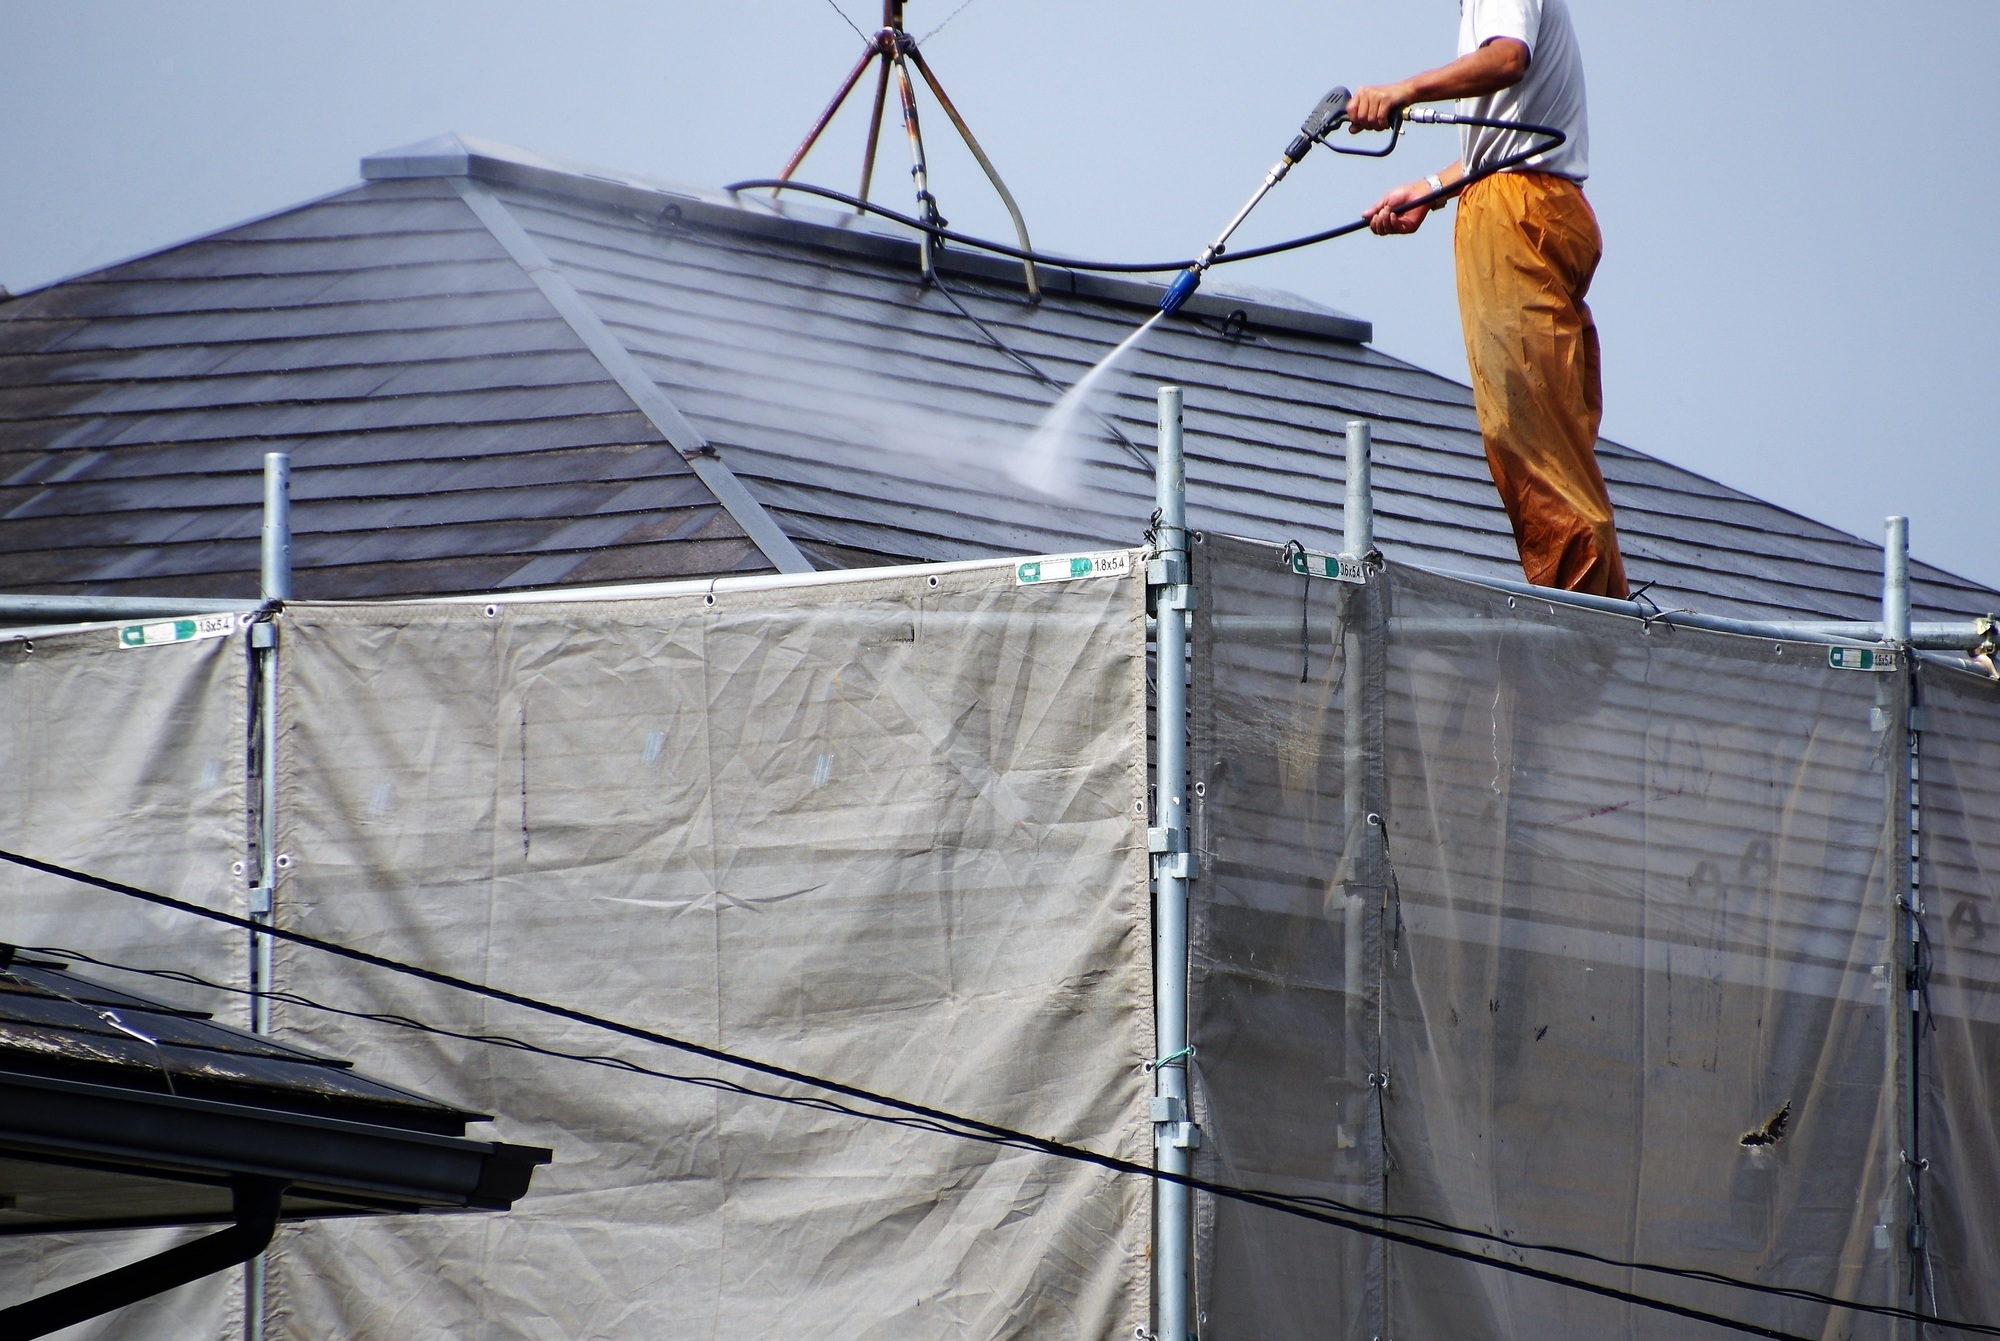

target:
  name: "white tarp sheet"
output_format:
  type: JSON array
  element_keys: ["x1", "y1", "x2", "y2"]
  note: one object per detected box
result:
[
  {"x1": 0, "y1": 620, "x2": 250, "y2": 1339},
  {"x1": 263, "y1": 562, "x2": 1153, "y2": 1338}
]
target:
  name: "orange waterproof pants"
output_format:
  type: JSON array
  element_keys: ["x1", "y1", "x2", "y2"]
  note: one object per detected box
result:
[{"x1": 1454, "y1": 171, "x2": 1628, "y2": 598}]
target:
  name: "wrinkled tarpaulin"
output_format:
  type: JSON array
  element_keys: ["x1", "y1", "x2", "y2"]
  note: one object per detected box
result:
[
  {"x1": 0, "y1": 622, "x2": 249, "y2": 1339},
  {"x1": 1187, "y1": 536, "x2": 2000, "y2": 1340},
  {"x1": 263, "y1": 562, "x2": 1153, "y2": 1338}
]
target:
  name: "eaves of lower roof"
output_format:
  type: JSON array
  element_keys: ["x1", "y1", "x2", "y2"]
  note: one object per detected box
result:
[{"x1": 0, "y1": 1070, "x2": 551, "y2": 1227}]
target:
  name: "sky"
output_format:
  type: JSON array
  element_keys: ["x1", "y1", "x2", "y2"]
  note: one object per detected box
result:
[{"x1": 3, "y1": 0, "x2": 1995, "y2": 590}]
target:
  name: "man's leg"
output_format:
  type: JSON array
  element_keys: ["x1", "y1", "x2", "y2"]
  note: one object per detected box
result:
[{"x1": 1454, "y1": 172, "x2": 1628, "y2": 598}]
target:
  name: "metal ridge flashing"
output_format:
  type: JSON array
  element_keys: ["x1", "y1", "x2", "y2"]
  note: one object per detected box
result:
[
  {"x1": 359, "y1": 134, "x2": 1372, "y2": 343},
  {"x1": 447, "y1": 176, "x2": 812, "y2": 575}
]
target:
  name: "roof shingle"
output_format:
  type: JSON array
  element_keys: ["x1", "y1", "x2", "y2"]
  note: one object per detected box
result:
[{"x1": 0, "y1": 133, "x2": 1988, "y2": 623}]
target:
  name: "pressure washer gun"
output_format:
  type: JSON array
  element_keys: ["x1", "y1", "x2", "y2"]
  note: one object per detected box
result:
[{"x1": 1159, "y1": 85, "x2": 1358, "y2": 316}]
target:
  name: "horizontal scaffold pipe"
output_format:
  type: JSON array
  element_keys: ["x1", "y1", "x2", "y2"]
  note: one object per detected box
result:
[
  {"x1": 1426, "y1": 568, "x2": 1992, "y2": 652},
  {"x1": 394, "y1": 554, "x2": 1050, "y2": 606},
  {"x1": 0, "y1": 596, "x2": 258, "y2": 623}
]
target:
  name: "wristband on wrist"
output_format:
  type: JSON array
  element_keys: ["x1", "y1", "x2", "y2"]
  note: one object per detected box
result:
[{"x1": 1425, "y1": 173, "x2": 1446, "y2": 198}]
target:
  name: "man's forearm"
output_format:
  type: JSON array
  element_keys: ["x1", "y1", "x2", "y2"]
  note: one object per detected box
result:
[
  {"x1": 1396, "y1": 39, "x2": 1530, "y2": 105},
  {"x1": 1350, "y1": 38, "x2": 1528, "y2": 130}
]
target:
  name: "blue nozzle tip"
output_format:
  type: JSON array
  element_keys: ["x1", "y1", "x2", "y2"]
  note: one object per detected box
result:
[{"x1": 1160, "y1": 268, "x2": 1201, "y2": 316}]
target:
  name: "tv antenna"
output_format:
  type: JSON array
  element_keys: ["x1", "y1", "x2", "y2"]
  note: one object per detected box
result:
[{"x1": 777, "y1": 0, "x2": 1040, "y2": 300}]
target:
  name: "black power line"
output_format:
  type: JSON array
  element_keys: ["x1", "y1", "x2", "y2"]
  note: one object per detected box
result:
[
  {"x1": 39, "y1": 940, "x2": 1992, "y2": 1336},
  {"x1": 3, "y1": 846, "x2": 1983, "y2": 1340}
]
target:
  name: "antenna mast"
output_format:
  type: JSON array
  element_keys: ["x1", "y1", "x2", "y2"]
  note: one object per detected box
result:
[{"x1": 777, "y1": 0, "x2": 1041, "y2": 300}]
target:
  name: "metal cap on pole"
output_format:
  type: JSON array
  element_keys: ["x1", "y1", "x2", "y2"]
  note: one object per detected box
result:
[
  {"x1": 260, "y1": 453, "x2": 292, "y2": 602},
  {"x1": 1342, "y1": 420, "x2": 1373, "y2": 562},
  {"x1": 1155, "y1": 387, "x2": 1187, "y2": 552},
  {"x1": 1883, "y1": 515, "x2": 1910, "y2": 644}
]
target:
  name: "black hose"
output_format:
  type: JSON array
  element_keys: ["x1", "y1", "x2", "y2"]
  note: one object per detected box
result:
[{"x1": 725, "y1": 114, "x2": 1564, "y2": 276}]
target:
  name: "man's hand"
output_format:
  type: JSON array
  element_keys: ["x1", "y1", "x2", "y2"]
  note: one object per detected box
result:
[
  {"x1": 1365, "y1": 181, "x2": 1436, "y2": 236},
  {"x1": 1348, "y1": 81, "x2": 1414, "y2": 133}
]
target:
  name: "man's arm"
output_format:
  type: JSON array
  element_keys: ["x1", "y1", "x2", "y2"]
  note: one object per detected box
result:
[
  {"x1": 1352, "y1": 37, "x2": 1529, "y2": 236},
  {"x1": 1348, "y1": 37, "x2": 1529, "y2": 131}
]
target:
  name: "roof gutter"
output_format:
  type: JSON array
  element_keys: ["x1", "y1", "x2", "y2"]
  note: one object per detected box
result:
[
  {"x1": 0, "y1": 1071, "x2": 551, "y2": 1216},
  {"x1": 0, "y1": 1177, "x2": 283, "y2": 1341}
]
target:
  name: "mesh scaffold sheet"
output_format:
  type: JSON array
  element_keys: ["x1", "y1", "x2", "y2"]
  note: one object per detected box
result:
[
  {"x1": 1913, "y1": 661, "x2": 2000, "y2": 1327},
  {"x1": 1193, "y1": 537, "x2": 1917, "y2": 1341},
  {"x1": 263, "y1": 561, "x2": 1153, "y2": 1339}
]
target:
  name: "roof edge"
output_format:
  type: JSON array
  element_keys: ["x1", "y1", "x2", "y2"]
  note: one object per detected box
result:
[{"x1": 360, "y1": 134, "x2": 1373, "y2": 345}]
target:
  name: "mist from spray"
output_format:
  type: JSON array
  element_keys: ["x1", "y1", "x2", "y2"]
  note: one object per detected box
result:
[{"x1": 1010, "y1": 311, "x2": 1166, "y2": 498}]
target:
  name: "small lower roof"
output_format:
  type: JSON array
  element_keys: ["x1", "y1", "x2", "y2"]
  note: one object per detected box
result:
[{"x1": 0, "y1": 951, "x2": 549, "y2": 1234}]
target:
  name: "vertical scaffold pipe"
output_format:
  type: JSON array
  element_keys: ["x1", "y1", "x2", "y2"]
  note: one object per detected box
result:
[
  {"x1": 1340, "y1": 421, "x2": 1373, "y2": 1005},
  {"x1": 1342, "y1": 420, "x2": 1374, "y2": 561},
  {"x1": 253, "y1": 451, "x2": 290, "y2": 1034},
  {"x1": 247, "y1": 451, "x2": 290, "y2": 1341},
  {"x1": 261, "y1": 453, "x2": 292, "y2": 603},
  {"x1": 1887, "y1": 510, "x2": 1922, "y2": 1337},
  {"x1": 1152, "y1": 386, "x2": 1195, "y2": 1341},
  {"x1": 1884, "y1": 516, "x2": 1911, "y2": 644}
]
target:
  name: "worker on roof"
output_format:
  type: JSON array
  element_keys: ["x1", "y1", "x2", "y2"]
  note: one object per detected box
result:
[{"x1": 1349, "y1": 0, "x2": 1628, "y2": 599}]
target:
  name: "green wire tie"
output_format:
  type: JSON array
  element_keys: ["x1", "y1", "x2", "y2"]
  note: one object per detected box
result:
[{"x1": 1145, "y1": 1045, "x2": 1195, "y2": 1073}]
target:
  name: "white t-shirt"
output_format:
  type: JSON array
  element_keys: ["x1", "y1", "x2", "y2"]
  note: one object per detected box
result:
[{"x1": 1457, "y1": 0, "x2": 1589, "y2": 182}]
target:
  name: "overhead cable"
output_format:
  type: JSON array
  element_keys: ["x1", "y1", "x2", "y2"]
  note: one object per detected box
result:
[
  {"x1": 2, "y1": 847, "x2": 1982, "y2": 1341},
  {"x1": 917, "y1": 0, "x2": 981, "y2": 44},
  {"x1": 41, "y1": 942, "x2": 1986, "y2": 1338},
  {"x1": 23, "y1": 947, "x2": 1019, "y2": 1151},
  {"x1": 817, "y1": 0, "x2": 869, "y2": 43}
]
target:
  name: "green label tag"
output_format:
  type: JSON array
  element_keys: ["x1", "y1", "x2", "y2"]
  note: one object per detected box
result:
[
  {"x1": 1014, "y1": 551, "x2": 1134, "y2": 586},
  {"x1": 116, "y1": 614, "x2": 237, "y2": 650},
  {"x1": 1828, "y1": 646, "x2": 1897, "y2": 672},
  {"x1": 1286, "y1": 549, "x2": 1367, "y2": 584}
]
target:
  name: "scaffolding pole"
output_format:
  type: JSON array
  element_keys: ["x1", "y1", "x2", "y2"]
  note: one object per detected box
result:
[
  {"x1": 1885, "y1": 515, "x2": 1928, "y2": 1338},
  {"x1": 1340, "y1": 422, "x2": 1372, "y2": 1004},
  {"x1": 1342, "y1": 420, "x2": 1374, "y2": 564},
  {"x1": 1148, "y1": 386, "x2": 1198, "y2": 1341},
  {"x1": 245, "y1": 450, "x2": 289, "y2": 1341}
]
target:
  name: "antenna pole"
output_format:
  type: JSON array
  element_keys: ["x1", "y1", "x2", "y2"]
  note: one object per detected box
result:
[
  {"x1": 776, "y1": 41, "x2": 880, "y2": 186},
  {"x1": 777, "y1": 0, "x2": 1042, "y2": 290},
  {"x1": 891, "y1": 44, "x2": 937, "y2": 276},
  {"x1": 906, "y1": 44, "x2": 1041, "y2": 300},
  {"x1": 856, "y1": 47, "x2": 893, "y2": 206}
]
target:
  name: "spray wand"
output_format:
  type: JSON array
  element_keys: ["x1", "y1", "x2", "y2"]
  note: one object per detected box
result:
[{"x1": 1159, "y1": 86, "x2": 1368, "y2": 315}]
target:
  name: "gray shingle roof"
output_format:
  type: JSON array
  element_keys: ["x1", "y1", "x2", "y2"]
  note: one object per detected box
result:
[{"x1": 1, "y1": 132, "x2": 1990, "y2": 623}]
